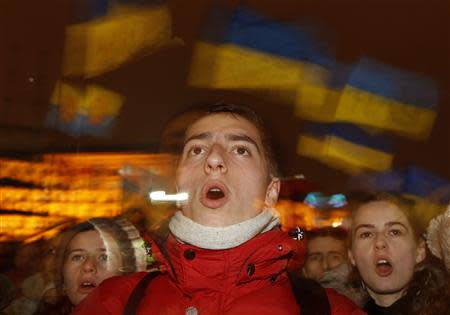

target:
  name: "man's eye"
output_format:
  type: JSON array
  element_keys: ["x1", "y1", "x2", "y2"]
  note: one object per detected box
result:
[
  {"x1": 307, "y1": 254, "x2": 321, "y2": 262},
  {"x1": 233, "y1": 146, "x2": 250, "y2": 156},
  {"x1": 329, "y1": 254, "x2": 344, "y2": 262},
  {"x1": 359, "y1": 231, "x2": 372, "y2": 239},
  {"x1": 188, "y1": 146, "x2": 204, "y2": 156}
]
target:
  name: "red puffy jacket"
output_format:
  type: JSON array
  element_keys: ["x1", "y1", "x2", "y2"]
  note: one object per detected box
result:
[{"x1": 73, "y1": 229, "x2": 365, "y2": 315}]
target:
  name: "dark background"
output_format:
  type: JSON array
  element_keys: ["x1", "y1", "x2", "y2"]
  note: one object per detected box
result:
[{"x1": 0, "y1": 0, "x2": 449, "y2": 192}]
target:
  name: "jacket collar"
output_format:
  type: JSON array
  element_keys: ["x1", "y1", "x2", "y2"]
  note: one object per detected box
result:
[{"x1": 162, "y1": 228, "x2": 296, "y2": 296}]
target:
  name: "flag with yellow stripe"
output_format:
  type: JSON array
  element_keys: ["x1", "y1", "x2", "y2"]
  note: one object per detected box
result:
[
  {"x1": 188, "y1": 5, "x2": 334, "y2": 101},
  {"x1": 47, "y1": 81, "x2": 124, "y2": 137},
  {"x1": 335, "y1": 58, "x2": 439, "y2": 139},
  {"x1": 63, "y1": 1, "x2": 175, "y2": 78},
  {"x1": 297, "y1": 122, "x2": 394, "y2": 174}
]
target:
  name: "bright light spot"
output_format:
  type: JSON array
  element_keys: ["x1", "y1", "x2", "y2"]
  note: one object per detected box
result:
[
  {"x1": 149, "y1": 191, "x2": 188, "y2": 202},
  {"x1": 331, "y1": 220, "x2": 343, "y2": 228}
]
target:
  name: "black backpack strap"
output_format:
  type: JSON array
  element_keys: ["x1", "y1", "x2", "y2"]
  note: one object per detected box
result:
[
  {"x1": 122, "y1": 270, "x2": 161, "y2": 315},
  {"x1": 288, "y1": 272, "x2": 331, "y2": 315}
]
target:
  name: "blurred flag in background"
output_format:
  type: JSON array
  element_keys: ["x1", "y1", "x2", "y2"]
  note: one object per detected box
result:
[
  {"x1": 187, "y1": 4, "x2": 440, "y2": 175},
  {"x1": 47, "y1": 81, "x2": 123, "y2": 137},
  {"x1": 348, "y1": 165, "x2": 450, "y2": 227},
  {"x1": 63, "y1": 0, "x2": 176, "y2": 78},
  {"x1": 297, "y1": 122, "x2": 394, "y2": 174},
  {"x1": 334, "y1": 58, "x2": 439, "y2": 140},
  {"x1": 188, "y1": 5, "x2": 333, "y2": 104},
  {"x1": 349, "y1": 165, "x2": 450, "y2": 203}
]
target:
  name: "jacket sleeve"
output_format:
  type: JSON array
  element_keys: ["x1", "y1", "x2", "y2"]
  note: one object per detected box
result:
[
  {"x1": 325, "y1": 288, "x2": 367, "y2": 315},
  {"x1": 72, "y1": 274, "x2": 142, "y2": 315}
]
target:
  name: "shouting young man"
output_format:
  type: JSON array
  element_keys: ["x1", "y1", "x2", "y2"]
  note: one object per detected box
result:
[{"x1": 73, "y1": 104, "x2": 365, "y2": 315}]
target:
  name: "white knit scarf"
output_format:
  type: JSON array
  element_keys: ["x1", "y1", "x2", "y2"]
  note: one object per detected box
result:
[{"x1": 168, "y1": 208, "x2": 280, "y2": 250}]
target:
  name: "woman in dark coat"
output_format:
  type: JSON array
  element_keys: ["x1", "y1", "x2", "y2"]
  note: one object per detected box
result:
[{"x1": 348, "y1": 193, "x2": 450, "y2": 315}]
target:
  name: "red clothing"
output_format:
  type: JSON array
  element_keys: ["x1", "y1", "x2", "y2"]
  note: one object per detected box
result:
[{"x1": 73, "y1": 229, "x2": 365, "y2": 315}]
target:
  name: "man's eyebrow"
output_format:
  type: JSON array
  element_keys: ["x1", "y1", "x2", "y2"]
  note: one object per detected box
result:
[
  {"x1": 327, "y1": 251, "x2": 345, "y2": 256},
  {"x1": 183, "y1": 132, "x2": 261, "y2": 154},
  {"x1": 184, "y1": 132, "x2": 211, "y2": 146},
  {"x1": 226, "y1": 134, "x2": 261, "y2": 153}
]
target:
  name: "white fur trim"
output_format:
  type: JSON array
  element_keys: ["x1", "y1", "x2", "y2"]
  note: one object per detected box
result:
[
  {"x1": 168, "y1": 209, "x2": 280, "y2": 250},
  {"x1": 426, "y1": 204, "x2": 450, "y2": 270}
]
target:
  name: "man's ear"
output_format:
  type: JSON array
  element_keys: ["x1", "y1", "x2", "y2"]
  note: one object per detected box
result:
[
  {"x1": 348, "y1": 249, "x2": 356, "y2": 267},
  {"x1": 265, "y1": 177, "x2": 280, "y2": 208},
  {"x1": 415, "y1": 238, "x2": 427, "y2": 264}
]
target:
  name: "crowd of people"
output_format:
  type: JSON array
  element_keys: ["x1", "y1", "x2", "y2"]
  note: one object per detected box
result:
[{"x1": 1, "y1": 104, "x2": 449, "y2": 315}]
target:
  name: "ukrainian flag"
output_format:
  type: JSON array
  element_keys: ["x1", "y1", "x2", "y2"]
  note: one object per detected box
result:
[
  {"x1": 47, "y1": 81, "x2": 124, "y2": 137},
  {"x1": 335, "y1": 58, "x2": 439, "y2": 140},
  {"x1": 63, "y1": 0, "x2": 175, "y2": 78},
  {"x1": 349, "y1": 165, "x2": 449, "y2": 228},
  {"x1": 349, "y1": 165, "x2": 450, "y2": 202},
  {"x1": 188, "y1": 5, "x2": 333, "y2": 99},
  {"x1": 297, "y1": 122, "x2": 394, "y2": 174},
  {"x1": 348, "y1": 169, "x2": 405, "y2": 193},
  {"x1": 400, "y1": 166, "x2": 449, "y2": 226},
  {"x1": 403, "y1": 166, "x2": 450, "y2": 201},
  {"x1": 295, "y1": 62, "x2": 353, "y2": 122}
]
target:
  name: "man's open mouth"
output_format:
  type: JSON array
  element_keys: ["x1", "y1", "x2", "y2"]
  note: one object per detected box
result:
[
  {"x1": 201, "y1": 182, "x2": 229, "y2": 209},
  {"x1": 206, "y1": 187, "x2": 225, "y2": 200}
]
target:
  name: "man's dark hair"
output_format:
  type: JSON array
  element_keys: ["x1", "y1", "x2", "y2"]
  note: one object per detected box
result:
[{"x1": 160, "y1": 103, "x2": 279, "y2": 178}]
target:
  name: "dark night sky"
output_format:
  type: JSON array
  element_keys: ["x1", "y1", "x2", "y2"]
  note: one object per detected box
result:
[{"x1": 0, "y1": 0, "x2": 449, "y2": 191}]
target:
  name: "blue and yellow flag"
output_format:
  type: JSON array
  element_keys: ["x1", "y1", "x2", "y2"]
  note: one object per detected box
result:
[
  {"x1": 297, "y1": 122, "x2": 394, "y2": 174},
  {"x1": 63, "y1": 0, "x2": 176, "y2": 78},
  {"x1": 334, "y1": 58, "x2": 439, "y2": 139},
  {"x1": 404, "y1": 166, "x2": 450, "y2": 201},
  {"x1": 348, "y1": 165, "x2": 450, "y2": 225},
  {"x1": 349, "y1": 165, "x2": 450, "y2": 202},
  {"x1": 188, "y1": 5, "x2": 333, "y2": 100},
  {"x1": 189, "y1": 5, "x2": 439, "y2": 143},
  {"x1": 295, "y1": 62, "x2": 352, "y2": 122},
  {"x1": 47, "y1": 81, "x2": 124, "y2": 137},
  {"x1": 348, "y1": 169, "x2": 405, "y2": 193}
]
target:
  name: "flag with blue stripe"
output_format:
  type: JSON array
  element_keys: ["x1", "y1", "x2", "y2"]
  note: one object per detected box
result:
[
  {"x1": 335, "y1": 58, "x2": 439, "y2": 139},
  {"x1": 404, "y1": 166, "x2": 450, "y2": 202},
  {"x1": 297, "y1": 122, "x2": 394, "y2": 174},
  {"x1": 47, "y1": 81, "x2": 123, "y2": 137},
  {"x1": 188, "y1": 5, "x2": 333, "y2": 95},
  {"x1": 63, "y1": 0, "x2": 174, "y2": 78}
]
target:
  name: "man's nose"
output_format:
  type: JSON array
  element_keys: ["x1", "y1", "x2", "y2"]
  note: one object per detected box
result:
[
  {"x1": 204, "y1": 145, "x2": 227, "y2": 174},
  {"x1": 322, "y1": 259, "x2": 329, "y2": 271},
  {"x1": 82, "y1": 256, "x2": 97, "y2": 273}
]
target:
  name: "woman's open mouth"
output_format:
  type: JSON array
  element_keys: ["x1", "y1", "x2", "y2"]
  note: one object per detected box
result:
[
  {"x1": 78, "y1": 280, "x2": 97, "y2": 294},
  {"x1": 375, "y1": 258, "x2": 393, "y2": 277}
]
